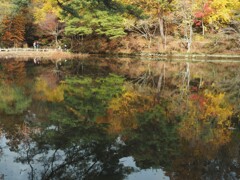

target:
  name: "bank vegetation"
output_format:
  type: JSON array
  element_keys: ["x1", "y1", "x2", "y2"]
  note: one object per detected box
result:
[{"x1": 0, "y1": 0, "x2": 239, "y2": 55}]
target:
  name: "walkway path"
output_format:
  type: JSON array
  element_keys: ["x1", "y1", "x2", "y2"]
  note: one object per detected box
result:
[{"x1": 0, "y1": 48, "x2": 64, "y2": 52}]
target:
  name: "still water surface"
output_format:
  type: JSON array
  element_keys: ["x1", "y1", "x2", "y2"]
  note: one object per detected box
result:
[{"x1": 0, "y1": 56, "x2": 240, "y2": 180}]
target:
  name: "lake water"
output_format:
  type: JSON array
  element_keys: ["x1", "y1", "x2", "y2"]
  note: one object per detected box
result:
[{"x1": 0, "y1": 56, "x2": 240, "y2": 180}]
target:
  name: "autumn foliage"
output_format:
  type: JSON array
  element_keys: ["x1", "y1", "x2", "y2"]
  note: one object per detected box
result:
[
  {"x1": 178, "y1": 91, "x2": 233, "y2": 149},
  {"x1": 194, "y1": 2, "x2": 213, "y2": 26},
  {"x1": 1, "y1": 14, "x2": 26, "y2": 47},
  {"x1": 0, "y1": 0, "x2": 239, "y2": 52}
]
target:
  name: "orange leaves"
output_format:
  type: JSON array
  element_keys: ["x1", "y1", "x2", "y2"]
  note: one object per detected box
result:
[
  {"x1": 1, "y1": 62, "x2": 26, "y2": 85},
  {"x1": 188, "y1": 91, "x2": 232, "y2": 126},
  {"x1": 195, "y1": 2, "x2": 213, "y2": 19},
  {"x1": 101, "y1": 89, "x2": 153, "y2": 134},
  {"x1": 178, "y1": 91, "x2": 233, "y2": 148},
  {"x1": 1, "y1": 14, "x2": 26, "y2": 47}
]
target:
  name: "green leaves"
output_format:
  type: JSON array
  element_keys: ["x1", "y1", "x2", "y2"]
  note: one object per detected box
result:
[
  {"x1": 51, "y1": 74, "x2": 125, "y2": 124},
  {"x1": 64, "y1": 8, "x2": 126, "y2": 38},
  {"x1": 65, "y1": 16, "x2": 93, "y2": 36},
  {"x1": 0, "y1": 85, "x2": 31, "y2": 115},
  {"x1": 125, "y1": 105, "x2": 179, "y2": 169},
  {"x1": 93, "y1": 11, "x2": 127, "y2": 39}
]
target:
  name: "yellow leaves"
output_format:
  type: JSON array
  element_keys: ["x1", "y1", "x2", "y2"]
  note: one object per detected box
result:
[
  {"x1": 34, "y1": 78, "x2": 65, "y2": 102},
  {"x1": 109, "y1": 90, "x2": 152, "y2": 115},
  {"x1": 103, "y1": 89, "x2": 153, "y2": 134},
  {"x1": 0, "y1": 1, "x2": 13, "y2": 21},
  {"x1": 33, "y1": 0, "x2": 61, "y2": 22},
  {"x1": 202, "y1": 92, "x2": 232, "y2": 127},
  {"x1": 118, "y1": 0, "x2": 175, "y2": 17},
  {"x1": 178, "y1": 91, "x2": 233, "y2": 148},
  {"x1": 0, "y1": 86, "x2": 16, "y2": 103},
  {"x1": 206, "y1": 0, "x2": 240, "y2": 26}
]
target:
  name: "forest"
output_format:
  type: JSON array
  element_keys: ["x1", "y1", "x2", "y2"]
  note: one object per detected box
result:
[{"x1": 0, "y1": 0, "x2": 239, "y2": 54}]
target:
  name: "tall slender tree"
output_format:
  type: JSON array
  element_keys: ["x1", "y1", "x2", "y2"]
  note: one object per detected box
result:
[{"x1": 119, "y1": 0, "x2": 176, "y2": 50}]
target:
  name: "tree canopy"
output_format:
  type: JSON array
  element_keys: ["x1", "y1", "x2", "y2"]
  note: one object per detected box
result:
[{"x1": 0, "y1": 0, "x2": 239, "y2": 52}]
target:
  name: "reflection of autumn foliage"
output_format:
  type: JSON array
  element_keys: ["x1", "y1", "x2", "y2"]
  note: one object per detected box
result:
[
  {"x1": 0, "y1": 115, "x2": 31, "y2": 151},
  {"x1": 0, "y1": 85, "x2": 31, "y2": 115},
  {"x1": 34, "y1": 77, "x2": 65, "y2": 102},
  {"x1": 1, "y1": 14, "x2": 26, "y2": 47},
  {"x1": 189, "y1": 94, "x2": 205, "y2": 108},
  {"x1": 179, "y1": 91, "x2": 233, "y2": 149},
  {"x1": 97, "y1": 87, "x2": 153, "y2": 134},
  {"x1": 123, "y1": 105, "x2": 179, "y2": 170},
  {"x1": 171, "y1": 140, "x2": 231, "y2": 180},
  {"x1": 1, "y1": 62, "x2": 26, "y2": 85}
]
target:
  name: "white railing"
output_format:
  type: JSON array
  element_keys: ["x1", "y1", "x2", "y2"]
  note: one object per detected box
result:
[{"x1": 0, "y1": 48, "x2": 65, "y2": 52}]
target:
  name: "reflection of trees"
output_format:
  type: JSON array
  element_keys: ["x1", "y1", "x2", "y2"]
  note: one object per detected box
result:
[
  {"x1": 17, "y1": 123, "x2": 128, "y2": 180},
  {"x1": 217, "y1": 70, "x2": 240, "y2": 121},
  {"x1": 0, "y1": 61, "x2": 32, "y2": 152},
  {"x1": 0, "y1": 115, "x2": 29, "y2": 151},
  {"x1": 61, "y1": 74, "x2": 125, "y2": 121},
  {"x1": 0, "y1": 61, "x2": 27, "y2": 85},
  {"x1": 0, "y1": 84, "x2": 31, "y2": 115},
  {"x1": 124, "y1": 105, "x2": 179, "y2": 170},
  {"x1": 1, "y1": 59, "x2": 240, "y2": 179},
  {"x1": 178, "y1": 91, "x2": 233, "y2": 149},
  {"x1": 33, "y1": 77, "x2": 65, "y2": 102},
  {"x1": 103, "y1": 85, "x2": 153, "y2": 133},
  {"x1": 171, "y1": 133, "x2": 240, "y2": 180},
  {"x1": 0, "y1": 61, "x2": 31, "y2": 115},
  {"x1": 15, "y1": 74, "x2": 131, "y2": 179}
]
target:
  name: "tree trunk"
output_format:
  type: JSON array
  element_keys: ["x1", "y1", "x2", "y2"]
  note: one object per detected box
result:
[
  {"x1": 187, "y1": 24, "x2": 193, "y2": 53},
  {"x1": 55, "y1": 34, "x2": 59, "y2": 48},
  {"x1": 158, "y1": 10, "x2": 166, "y2": 51},
  {"x1": 202, "y1": 19, "x2": 205, "y2": 36}
]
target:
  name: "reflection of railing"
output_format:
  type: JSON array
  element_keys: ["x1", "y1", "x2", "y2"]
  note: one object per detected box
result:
[{"x1": 0, "y1": 48, "x2": 65, "y2": 52}]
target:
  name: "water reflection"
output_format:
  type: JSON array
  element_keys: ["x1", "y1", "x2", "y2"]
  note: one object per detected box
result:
[{"x1": 0, "y1": 58, "x2": 240, "y2": 179}]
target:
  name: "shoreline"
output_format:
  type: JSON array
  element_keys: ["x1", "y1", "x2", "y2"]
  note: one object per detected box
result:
[
  {"x1": 0, "y1": 50, "x2": 240, "y2": 62},
  {"x1": 0, "y1": 50, "x2": 88, "y2": 61}
]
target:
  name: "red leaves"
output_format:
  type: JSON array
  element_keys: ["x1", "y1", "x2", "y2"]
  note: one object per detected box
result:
[
  {"x1": 195, "y1": 12, "x2": 205, "y2": 19},
  {"x1": 194, "y1": 2, "x2": 213, "y2": 26},
  {"x1": 190, "y1": 94, "x2": 206, "y2": 108}
]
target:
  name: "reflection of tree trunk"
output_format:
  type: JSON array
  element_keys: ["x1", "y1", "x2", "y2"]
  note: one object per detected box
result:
[
  {"x1": 157, "y1": 74, "x2": 163, "y2": 93},
  {"x1": 26, "y1": 141, "x2": 34, "y2": 180},
  {"x1": 181, "y1": 63, "x2": 190, "y2": 98},
  {"x1": 186, "y1": 63, "x2": 190, "y2": 89},
  {"x1": 155, "y1": 63, "x2": 165, "y2": 103},
  {"x1": 157, "y1": 63, "x2": 166, "y2": 93},
  {"x1": 182, "y1": 63, "x2": 190, "y2": 90}
]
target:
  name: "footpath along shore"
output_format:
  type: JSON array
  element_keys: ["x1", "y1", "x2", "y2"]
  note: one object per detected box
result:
[
  {"x1": 0, "y1": 48, "x2": 240, "y2": 62},
  {"x1": 0, "y1": 48, "x2": 87, "y2": 60}
]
